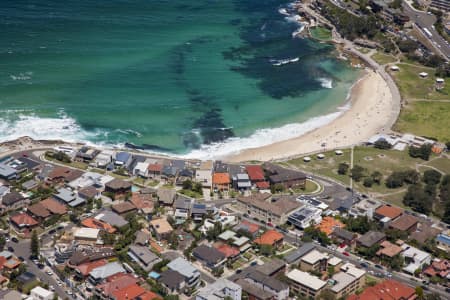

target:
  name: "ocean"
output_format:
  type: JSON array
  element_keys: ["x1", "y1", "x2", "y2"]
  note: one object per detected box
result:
[{"x1": 0, "y1": 0, "x2": 359, "y2": 158}]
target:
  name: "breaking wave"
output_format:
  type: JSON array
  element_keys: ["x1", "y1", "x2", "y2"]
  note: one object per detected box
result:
[{"x1": 317, "y1": 77, "x2": 333, "y2": 89}]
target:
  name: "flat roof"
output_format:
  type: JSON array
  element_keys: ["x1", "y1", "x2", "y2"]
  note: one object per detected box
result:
[
  {"x1": 287, "y1": 269, "x2": 326, "y2": 291},
  {"x1": 331, "y1": 272, "x2": 357, "y2": 292},
  {"x1": 301, "y1": 250, "x2": 328, "y2": 265}
]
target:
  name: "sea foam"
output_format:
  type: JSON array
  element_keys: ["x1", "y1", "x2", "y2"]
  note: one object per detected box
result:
[{"x1": 317, "y1": 77, "x2": 333, "y2": 89}]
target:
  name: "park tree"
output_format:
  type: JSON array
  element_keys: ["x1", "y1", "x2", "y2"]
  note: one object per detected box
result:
[
  {"x1": 374, "y1": 139, "x2": 392, "y2": 149},
  {"x1": 408, "y1": 144, "x2": 432, "y2": 161},
  {"x1": 338, "y1": 163, "x2": 350, "y2": 175},
  {"x1": 31, "y1": 230, "x2": 39, "y2": 258},
  {"x1": 182, "y1": 179, "x2": 193, "y2": 190},
  {"x1": 403, "y1": 184, "x2": 432, "y2": 215},
  {"x1": 386, "y1": 172, "x2": 405, "y2": 188},
  {"x1": 371, "y1": 171, "x2": 383, "y2": 185},
  {"x1": 350, "y1": 165, "x2": 366, "y2": 182},
  {"x1": 363, "y1": 177, "x2": 374, "y2": 187}
]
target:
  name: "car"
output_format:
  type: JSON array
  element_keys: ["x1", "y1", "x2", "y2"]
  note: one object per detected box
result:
[
  {"x1": 49, "y1": 229, "x2": 56, "y2": 235},
  {"x1": 7, "y1": 246, "x2": 14, "y2": 252},
  {"x1": 360, "y1": 262, "x2": 369, "y2": 268},
  {"x1": 5, "y1": 237, "x2": 9, "y2": 242},
  {"x1": 11, "y1": 237, "x2": 19, "y2": 243},
  {"x1": 343, "y1": 252, "x2": 350, "y2": 256},
  {"x1": 37, "y1": 263, "x2": 45, "y2": 269},
  {"x1": 18, "y1": 256, "x2": 25, "y2": 261},
  {"x1": 250, "y1": 261, "x2": 257, "y2": 266},
  {"x1": 49, "y1": 285, "x2": 55, "y2": 291},
  {"x1": 66, "y1": 290, "x2": 73, "y2": 295},
  {"x1": 46, "y1": 270, "x2": 53, "y2": 276},
  {"x1": 445, "y1": 288, "x2": 450, "y2": 293},
  {"x1": 375, "y1": 264, "x2": 383, "y2": 269},
  {"x1": 236, "y1": 269, "x2": 242, "y2": 274}
]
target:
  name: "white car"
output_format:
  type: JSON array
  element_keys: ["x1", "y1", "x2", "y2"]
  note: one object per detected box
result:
[
  {"x1": 5, "y1": 237, "x2": 9, "y2": 242},
  {"x1": 46, "y1": 270, "x2": 53, "y2": 276},
  {"x1": 49, "y1": 285, "x2": 55, "y2": 291}
]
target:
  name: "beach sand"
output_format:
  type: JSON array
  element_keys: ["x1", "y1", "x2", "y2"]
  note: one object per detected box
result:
[{"x1": 225, "y1": 69, "x2": 396, "y2": 162}]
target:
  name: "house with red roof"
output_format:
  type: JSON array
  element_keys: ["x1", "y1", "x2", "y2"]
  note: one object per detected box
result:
[
  {"x1": 212, "y1": 172, "x2": 231, "y2": 191},
  {"x1": 95, "y1": 273, "x2": 139, "y2": 299},
  {"x1": 245, "y1": 165, "x2": 266, "y2": 187},
  {"x1": 214, "y1": 244, "x2": 240, "y2": 261},
  {"x1": 347, "y1": 280, "x2": 417, "y2": 300},
  {"x1": 148, "y1": 163, "x2": 163, "y2": 179},
  {"x1": 75, "y1": 259, "x2": 107, "y2": 278},
  {"x1": 423, "y1": 259, "x2": 450, "y2": 278},
  {"x1": 254, "y1": 230, "x2": 284, "y2": 249},
  {"x1": 112, "y1": 283, "x2": 161, "y2": 300},
  {"x1": 10, "y1": 212, "x2": 39, "y2": 233}
]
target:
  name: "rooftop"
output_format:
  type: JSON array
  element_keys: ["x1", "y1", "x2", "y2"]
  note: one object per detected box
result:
[
  {"x1": 212, "y1": 172, "x2": 231, "y2": 185},
  {"x1": 167, "y1": 257, "x2": 199, "y2": 279},
  {"x1": 237, "y1": 193, "x2": 301, "y2": 217},
  {"x1": 245, "y1": 165, "x2": 265, "y2": 181},
  {"x1": 347, "y1": 279, "x2": 415, "y2": 300},
  {"x1": 254, "y1": 230, "x2": 284, "y2": 246},
  {"x1": 389, "y1": 214, "x2": 418, "y2": 231},
  {"x1": 357, "y1": 231, "x2": 386, "y2": 248},
  {"x1": 150, "y1": 218, "x2": 173, "y2": 234},
  {"x1": 301, "y1": 250, "x2": 329, "y2": 265},
  {"x1": 375, "y1": 205, "x2": 403, "y2": 220},
  {"x1": 286, "y1": 269, "x2": 327, "y2": 291},
  {"x1": 316, "y1": 217, "x2": 345, "y2": 236}
]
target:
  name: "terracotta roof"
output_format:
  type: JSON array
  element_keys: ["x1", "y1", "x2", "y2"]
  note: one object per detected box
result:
[
  {"x1": 40, "y1": 198, "x2": 67, "y2": 215},
  {"x1": 347, "y1": 280, "x2": 416, "y2": 300},
  {"x1": 245, "y1": 165, "x2": 265, "y2": 181},
  {"x1": 96, "y1": 273, "x2": 138, "y2": 298},
  {"x1": 150, "y1": 218, "x2": 173, "y2": 235},
  {"x1": 376, "y1": 241, "x2": 403, "y2": 258},
  {"x1": 212, "y1": 172, "x2": 231, "y2": 185},
  {"x1": 81, "y1": 217, "x2": 116, "y2": 234},
  {"x1": 137, "y1": 291, "x2": 162, "y2": 300},
  {"x1": 215, "y1": 244, "x2": 240, "y2": 258},
  {"x1": 112, "y1": 283, "x2": 147, "y2": 300},
  {"x1": 375, "y1": 205, "x2": 403, "y2": 220},
  {"x1": 48, "y1": 166, "x2": 83, "y2": 182},
  {"x1": 255, "y1": 181, "x2": 270, "y2": 189},
  {"x1": 27, "y1": 203, "x2": 51, "y2": 219},
  {"x1": 254, "y1": 230, "x2": 284, "y2": 246},
  {"x1": 316, "y1": 217, "x2": 345, "y2": 236},
  {"x1": 389, "y1": 214, "x2": 418, "y2": 231},
  {"x1": 112, "y1": 201, "x2": 136, "y2": 214},
  {"x1": 75, "y1": 259, "x2": 107, "y2": 276},
  {"x1": 10, "y1": 213, "x2": 38, "y2": 227},
  {"x1": 130, "y1": 192, "x2": 154, "y2": 210},
  {"x1": 236, "y1": 220, "x2": 260, "y2": 234},
  {"x1": 148, "y1": 163, "x2": 163, "y2": 172}
]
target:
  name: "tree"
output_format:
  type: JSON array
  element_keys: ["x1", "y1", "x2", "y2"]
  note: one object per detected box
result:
[
  {"x1": 409, "y1": 144, "x2": 432, "y2": 161},
  {"x1": 363, "y1": 177, "x2": 374, "y2": 187},
  {"x1": 415, "y1": 286, "x2": 424, "y2": 299},
  {"x1": 31, "y1": 230, "x2": 39, "y2": 259},
  {"x1": 338, "y1": 163, "x2": 350, "y2": 175},
  {"x1": 374, "y1": 139, "x2": 392, "y2": 149},
  {"x1": 351, "y1": 165, "x2": 366, "y2": 182},
  {"x1": 182, "y1": 179, "x2": 193, "y2": 190},
  {"x1": 0, "y1": 236, "x2": 5, "y2": 251},
  {"x1": 423, "y1": 170, "x2": 441, "y2": 185},
  {"x1": 386, "y1": 172, "x2": 405, "y2": 188},
  {"x1": 327, "y1": 265, "x2": 335, "y2": 277},
  {"x1": 403, "y1": 184, "x2": 432, "y2": 215},
  {"x1": 318, "y1": 290, "x2": 336, "y2": 300},
  {"x1": 260, "y1": 244, "x2": 274, "y2": 256},
  {"x1": 371, "y1": 171, "x2": 383, "y2": 185},
  {"x1": 206, "y1": 222, "x2": 223, "y2": 241},
  {"x1": 389, "y1": 254, "x2": 405, "y2": 271}
]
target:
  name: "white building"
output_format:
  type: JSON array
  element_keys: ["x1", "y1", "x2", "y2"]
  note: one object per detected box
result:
[
  {"x1": 91, "y1": 150, "x2": 114, "y2": 168},
  {"x1": 286, "y1": 269, "x2": 327, "y2": 299},
  {"x1": 196, "y1": 278, "x2": 242, "y2": 300},
  {"x1": 195, "y1": 161, "x2": 213, "y2": 188},
  {"x1": 74, "y1": 227, "x2": 100, "y2": 243},
  {"x1": 29, "y1": 286, "x2": 54, "y2": 300},
  {"x1": 401, "y1": 244, "x2": 431, "y2": 274},
  {"x1": 133, "y1": 162, "x2": 150, "y2": 178},
  {"x1": 288, "y1": 206, "x2": 323, "y2": 229},
  {"x1": 68, "y1": 172, "x2": 114, "y2": 190}
]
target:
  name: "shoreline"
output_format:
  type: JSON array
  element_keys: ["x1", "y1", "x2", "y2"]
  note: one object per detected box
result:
[{"x1": 224, "y1": 68, "x2": 397, "y2": 162}]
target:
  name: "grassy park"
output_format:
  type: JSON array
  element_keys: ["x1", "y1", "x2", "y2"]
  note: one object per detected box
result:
[
  {"x1": 310, "y1": 26, "x2": 332, "y2": 41},
  {"x1": 371, "y1": 51, "x2": 397, "y2": 65}
]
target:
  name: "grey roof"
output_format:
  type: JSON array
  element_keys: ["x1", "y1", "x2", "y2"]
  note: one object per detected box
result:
[
  {"x1": 96, "y1": 210, "x2": 128, "y2": 228},
  {"x1": 332, "y1": 228, "x2": 355, "y2": 241},
  {"x1": 197, "y1": 278, "x2": 241, "y2": 300},
  {"x1": 68, "y1": 197, "x2": 86, "y2": 207},
  {"x1": 0, "y1": 163, "x2": 16, "y2": 178},
  {"x1": 17, "y1": 157, "x2": 40, "y2": 169},
  {"x1": 159, "y1": 269, "x2": 185, "y2": 290},
  {"x1": 0, "y1": 186, "x2": 9, "y2": 196},
  {"x1": 157, "y1": 188, "x2": 176, "y2": 204},
  {"x1": 89, "y1": 262, "x2": 125, "y2": 280},
  {"x1": 357, "y1": 231, "x2": 386, "y2": 248},
  {"x1": 235, "y1": 278, "x2": 275, "y2": 300},
  {"x1": 193, "y1": 245, "x2": 225, "y2": 265},
  {"x1": 167, "y1": 257, "x2": 199, "y2": 279},
  {"x1": 0, "y1": 290, "x2": 23, "y2": 300},
  {"x1": 1, "y1": 191, "x2": 24, "y2": 206},
  {"x1": 254, "y1": 258, "x2": 285, "y2": 275},
  {"x1": 17, "y1": 271, "x2": 37, "y2": 284},
  {"x1": 135, "y1": 230, "x2": 151, "y2": 245},
  {"x1": 284, "y1": 243, "x2": 315, "y2": 264},
  {"x1": 54, "y1": 188, "x2": 76, "y2": 203},
  {"x1": 191, "y1": 203, "x2": 206, "y2": 215},
  {"x1": 246, "y1": 270, "x2": 288, "y2": 292},
  {"x1": 128, "y1": 245, "x2": 160, "y2": 267},
  {"x1": 174, "y1": 198, "x2": 191, "y2": 210},
  {"x1": 22, "y1": 179, "x2": 38, "y2": 190}
]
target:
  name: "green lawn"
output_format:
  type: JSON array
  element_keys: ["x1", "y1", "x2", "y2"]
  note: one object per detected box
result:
[
  {"x1": 390, "y1": 63, "x2": 450, "y2": 100},
  {"x1": 423, "y1": 157, "x2": 450, "y2": 174},
  {"x1": 371, "y1": 52, "x2": 397, "y2": 65},
  {"x1": 394, "y1": 101, "x2": 450, "y2": 142},
  {"x1": 310, "y1": 26, "x2": 332, "y2": 41}
]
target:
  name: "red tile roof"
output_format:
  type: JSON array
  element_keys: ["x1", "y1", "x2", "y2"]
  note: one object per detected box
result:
[
  {"x1": 255, "y1": 181, "x2": 270, "y2": 189},
  {"x1": 40, "y1": 198, "x2": 67, "y2": 215},
  {"x1": 213, "y1": 173, "x2": 231, "y2": 185},
  {"x1": 375, "y1": 205, "x2": 403, "y2": 220},
  {"x1": 112, "y1": 284, "x2": 149, "y2": 300},
  {"x1": 215, "y1": 244, "x2": 240, "y2": 258},
  {"x1": 245, "y1": 165, "x2": 265, "y2": 181},
  {"x1": 75, "y1": 259, "x2": 107, "y2": 276},
  {"x1": 347, "y1": 280, "x2": 416, "y2": 300},
  {"x1": 10, "y1": 213, "x2": 38, "y2": 227},
  {"x1": 148, "y1": 164, "x2": 163, "y2": 172},
  {"x1": 138, "y1": 291, "x2": 162, "y2": 300},
  {"x1": 96, "y1": 273, "x2": 138, "y2": 298},
  {"x1": 254, "y1": 230, "x2": 284, "y2": 246},
  {"x1": 81, "y1": 217, "x2": 116, "y2": 234},
  {"x1": 239, "y1": 220, "x2": 260, "y2": 234}
]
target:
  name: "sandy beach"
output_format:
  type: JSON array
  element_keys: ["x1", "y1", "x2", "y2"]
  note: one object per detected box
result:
[{"x1": 225, "y1": 69, "x2": 397, "y2": 162}]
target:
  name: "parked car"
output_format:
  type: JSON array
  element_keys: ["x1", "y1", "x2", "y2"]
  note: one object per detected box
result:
[
  {"x1": 360, "y1": 262, "x2": 369, "y2": 268},
  {"x1": 7, "y1": 246, "x2": 14, "y2": 252},
  {"x1": 343, "y1": 252, "x2": 350, "y2": 256},
  {"x1": 11, "y1": 237, "x2": 19, "y2": 243},
  {"x1": 18, "y1": 256, "x2": 25, "y2": 261},
  {"x1": 375, "y1": 264, "x2": 383, "y2": 269}
]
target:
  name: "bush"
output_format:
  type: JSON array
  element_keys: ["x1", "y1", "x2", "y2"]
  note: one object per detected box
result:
[
  {"x1": 374, "y1": 139, "x2": 392, "y2": 150},
  {"x1": 423, "y1": 170, "x2": 442, "y2": 185},
  {"x1": 363, "y1": 177, "x2": 374, "y2": 187},
  {"x1": 338, "y1": 163, "x2": 350, "y2": 175},
  {"x1": 408, "y1": 144, "x2": 432, "y2": 161},
  {"x1": 351, "y1": 165, "x2": 366, "y2": 182}
]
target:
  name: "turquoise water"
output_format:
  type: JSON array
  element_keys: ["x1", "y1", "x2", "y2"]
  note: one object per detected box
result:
[{"x1": 0, "y1": 0, "x2": 359, "y2": 156}]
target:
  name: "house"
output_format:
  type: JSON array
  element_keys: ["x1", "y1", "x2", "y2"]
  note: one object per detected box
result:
[
  {"x1": 0, "y1": 163, "x2": 17, "y2": 180},
  {"x1": 287, "y1": 206, "x2": 322, "y2": 229},
  {"x1": 349, "y1": 198, "x2": 381, "y2": 219},
  {"x1": 159, "y1": 269, "x2": 186, "y2": 294},
  {"x1": 22, "y1": 179, "x2": 38, "y2": 191},
  {"x1": 330, "y1": 264, "x2": 366, "y2": 299},
  {"x1": 215, "y1": 244, "x2": 240, "y2": 261},
  {"x1": 74, "y1": 259, "x2": 108, "y2": 278},
  {"x1": 316, "y1": 217, "x2": 345, "y2": 236},
  {"x1": 157, "y1": 188, "x2": 176, "y2": 206},
  {"x1": 263, "y1": 163, "x2": 306, "y2": 189},
  {"x1": 254, "y1": 230, "x2": 284, "y2": 249},
  {"x1": 81, "y1": 218, "x2": 116, "y2": 234},
  {"x1": 104, "y1": 179, "x2": 132, "y2": 199},
  {"x1": 299, "y1": 250, "x2": 328, "y2": 272},
  {"x1": 114, "y1": 152, "x2": 133, "y2": 168},
  {"x1": 92, "y1": 150, "x2": 114, "y2": 168},
  {"x1": 424, "y1": 259, "x2": 450, "y2": 278},
  {"x1": 176, "y1": 168, "x2": 194, "y2": 186},
  {"x1": 191, "y1": 203, "x2": 207, "y2": 221},
  {"x1": 112, "y1": 201, "x2": 137, "y2": 216},
  {"x1": 236, "y1": 193, "x2": 301, "y2": 225},
  {"x1": 286, "y1": 269, "x2": 326, "y2": 299},
  {"x1": 234, "y1": 220, "x2": 260, "y2": 238},
  {"x1": 46, "y1": 166, "x2": 83, "y2": 184},
  {"x1": 133, "y1": 161, "x2": 150, "y2": 178},
  {"x1": 284, "y1": 243, "x2": 315, "y2": 265},
  {"x1": 374, "y1": 205, "x2": 403, "y2": 223},
  {"x1": 173, "y1": 197, "x2": 192, "y2": 222},
  {"x1": 128, "y1": 245, "x2": 161, "y2": 272},
  {"x1": 112, "y1": 284, "x2": 160, "y2": 300},
  {"x1": 245, "y1": 165, "x2": 265, "y2": 184},
  {"x1": 68, "y1": 171, "x2": 113, "y2": 190},
  {"x1": 130, "y1": 192, "x2": 154, "y2": 216},
  {"x1": 74, "y1": 227, "x2": 100, "y2": 244},
  {"x1": 1, "y1": 191, "x2": 27, "y2": 211},
  {"x1": 167, "y1": 257, "x2": 201, "y2": 288},
  {"x1": 254, "y1": 258, "x2": 286, "y2": 277},
  {"x1": 10, "y1": 212, "x2": 38, "y2": 233},
  {"x1": 376, "y1": 240, "x2": 404, "y2": 259},
  {"x1": 148, "y1": 163, "x2": 163, "y2": 179},
  {"x1": 0, "y1": 251, "x2": 22, "y2": 270},
  {"x1": 233, "y1": 269, "x2": 289, "y2": 300},
  {"x1": 150, "y1": 218, "x2": 174, "y2": 240},
  {"x1": 232, "y1": 173, "x2": 252, "y2": 191},
  {"x1": 88, "y1": 261, "x2": 126, "y2": 284},
  {"x1": 68, "y1": 247, "x2": 115, "y2": 266},
  {"x1": 195, "y1": 161, "x2": 213, "y2": 188},
  {"x1": 16, "y1": 272, "x2": 38, "y2": 289},
  {"x1": 356, "y1": 231, "x2": 386, "y2": 249},
  {"x1": 436, "y1": 233, "x2": 450, "y2": 252},
  {"x1": 401, "y1": 244, "x2": 431, "y2": 274},
  {"x1": 212, "y1": 172, "x2": 231, "y2": 191},
  {"x1": 27, "y1": 202, "x2": 51, "y2": 221},
  {"x1": 193, "y1": 245, "x2": 226, "y2": 270},
  {"x1": 134, "y1": 229, "x2": 151, "y2": 246},
  {"x1": 40, "y1": 198, "x2": 67, "y2": 215},
  {"x1": 331, "y1": 228, "x2": 356, "y2": 248},
  {"x1": 347, "y1": 279, "x2": 416, "y2": 300},
  {"x1": 196, "y1": 278, "x2": 242, "y2": 300},
  {"x1": 94, "y1": 273, "x2": 139, "y2": 299},
  {"x1": 95, "y1": 210, "x2": 129, "y2": 228},
  {"x1": 389, "y1": 214, "x2": 419, "y2": 233},
  {"x1": 78, "y1": 186, "x2": 100, "y2": 200}
]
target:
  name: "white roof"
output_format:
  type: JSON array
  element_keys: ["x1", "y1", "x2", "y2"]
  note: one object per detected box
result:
[
  {"x1": 287, "y1": 269, "x2": 326, "y2": 290},
  {"x1": 167, "y1": 257, "x2": 199, "y2": 278},
  {"x1": 89, "y1": 262, "x2": 125, "y2": 279},
  {"x1": 419, "y1": 72, "x2": 428, "y2": 76},
  {"x1": 328, "y1": 256, "x2": 343, "y2": 266},
  {"x1": 303, "y1": 157, "x2": 311, "y2": 162},
  {"x1": 401, "y1": 244, "x2": 430, "y2": 262},
  {"x1": 340, "y1": 263, "x2": 366, "y2": 279},
  {"x1": 74, "y1": 227, "x2": 100, "y2": 239},
  {"x1": 301, "y1": 250, "x2": 328, "y2": 264},
  {"x1": 135, "y1": 162, "x2": 149, "y2": 171},
  {"x1": 218, "y1": 230, "x2": 236, "y2": 241},
  {"x1": 331, "y1": 272, "x2": 356, "y2": 292},
  {"x1": 233, "y1": 236, "x2": 250, "y2": 246},
  {"x1": 31, "y1": 286, "x2": 53, "y2": 298},
  {"x1": 197, "y1": 278, "x2": 241, "y2": 299},
  {"x1": 436, "y1": 78, "x2": 444, "y2": 83}
]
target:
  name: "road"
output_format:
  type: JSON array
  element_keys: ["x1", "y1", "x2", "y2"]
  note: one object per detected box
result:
[
  {"x1": 402, "y1": 2, "x2": 450, "y2": 59},
  {"x1": 6, "y1": 239, "x2": 75, "y2": 300}
]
